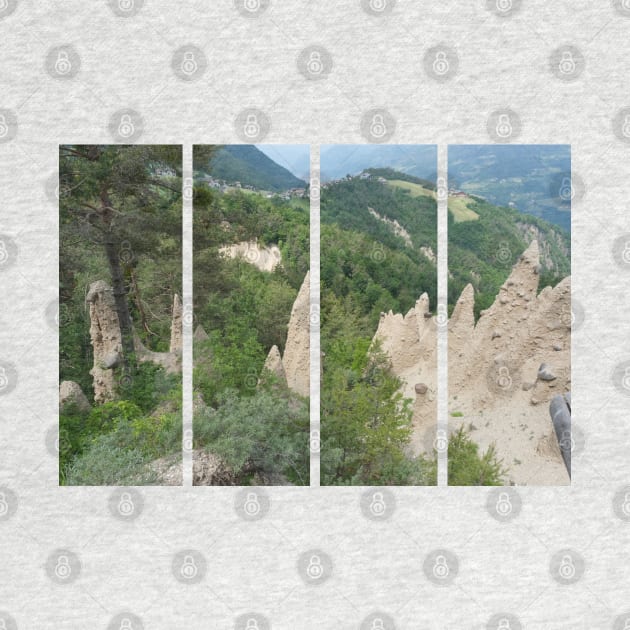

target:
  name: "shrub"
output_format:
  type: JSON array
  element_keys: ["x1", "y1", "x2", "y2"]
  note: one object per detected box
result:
[
  {"x1": 447, "y1": 425, "x2": 507, "y2": 485},
  {"x1": 194, "y1": 387, "x2": 309, "y2": 485}
]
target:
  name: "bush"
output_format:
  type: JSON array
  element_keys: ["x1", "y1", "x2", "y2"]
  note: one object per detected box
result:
[
  {"x1": 64, "y1": 434, "x2": 157, "y2": 486},
  {"x1": 447, "y1": 426, "x2": 507, "y2": 485},
  {"x1": 194, "y1": 387, "x2": 309, "y2": 485}
]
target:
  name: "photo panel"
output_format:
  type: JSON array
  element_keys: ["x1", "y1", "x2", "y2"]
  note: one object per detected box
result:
[
  {"x1": 59, "y1": 145, "x2": 183, "y2": 486},
  {"x1": 320, "y1": 145, "x2": 439, "y2": 486},
  {"x1": 192, "y1": 144, "x2": 310, "y2": 486},
  {"x1": 447, "y1": 145, "x2": 571, "y2": 486}
]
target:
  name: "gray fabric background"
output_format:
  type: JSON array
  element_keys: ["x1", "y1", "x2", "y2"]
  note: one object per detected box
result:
[{"x1": 1, "y1": 1, "x2": 629, "y2": 628}]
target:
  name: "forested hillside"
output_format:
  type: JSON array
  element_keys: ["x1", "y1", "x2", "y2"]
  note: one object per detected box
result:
[
  {"x1": 199, "y1": 144, "x2": 306, "y2": 191},
  {"x1": 448, "y1": 197, "x2": 570, "y2": 317},
  {"x1": 59, "y1": 145, "x2": 183, "y2": 485},
  {"x1": 192, "y1": 156, "x2": 310, "y2": 485},
  {"x1": 320, "y1": 171, "x2": 438, "y2": 485},
  {"x1": 321, "y1": 173, "x2": 437, "y2": 334}
]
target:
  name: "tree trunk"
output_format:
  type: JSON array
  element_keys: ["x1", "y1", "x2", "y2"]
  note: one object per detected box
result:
[
  {"x1": 104, "y1": 238, "x2": 136, "y2": 365},
  {"x1": 100, "y1": 186, "x2": 135, "y2": 367}
]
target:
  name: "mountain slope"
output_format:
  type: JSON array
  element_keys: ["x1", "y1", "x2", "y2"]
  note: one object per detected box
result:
[
  {"x1": 202, "y1": 145, "x2": 307, "y2": 191},
  {"x1": 321, "y1": 144, "x2": 437, "y2": 183},
  {"x1": 448, "y1": 197, "x2": 570, "y2": 317},
  {"x1": 320, "y1": 172, "x2": 438, "y2": 333},
  {"x1": 448, "y1": 145, "x2": 571, "y2": 231}
]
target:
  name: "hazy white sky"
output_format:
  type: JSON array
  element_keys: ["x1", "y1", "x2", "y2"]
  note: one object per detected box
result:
[{"x1": 256, "y1": 144, "x2": 310, "y2": 180}]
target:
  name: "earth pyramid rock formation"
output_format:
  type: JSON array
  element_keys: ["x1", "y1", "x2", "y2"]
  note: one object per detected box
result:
[
  {"x1": 87, "y1": 280, "x2": 123, "y2": 404},
  {"x1": 448, "y1": 240, "x2": 571, "y2": 485},
  {"x1": 59, "y1": 380, "x2": 91, "y2": 413},
  {"x1": 261, "y1": 344, "x2": 287, "y2": 384},
  {"x1": 87, "y1": 280, "x2": 182, "y2": 403},
  {"x1": 281, "y1": 271, "x2": 310, "y2": 397},
  {"x1": 372, "y1": 292, "x2": 437, "y2": 455},
  {"x1": 260, "y1": 271, "x2": 310, "y2": 397}
]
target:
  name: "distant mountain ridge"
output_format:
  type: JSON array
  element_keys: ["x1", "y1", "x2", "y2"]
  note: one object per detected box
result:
[
  {"x1": 321, "y1": 145, "x2": 437, "y2": 183},
  {"x1": 201, "y1": 145, "x2": 307, "y2": 192},
  {"x1": 448, "y1": 145, "x2": 571, "y2": 231}
]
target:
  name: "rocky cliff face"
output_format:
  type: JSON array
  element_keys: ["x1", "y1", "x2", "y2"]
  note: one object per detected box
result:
[
  {"x1": 87, "y1": 281, "x2": 182, "y2": 403},
  {"x1": 369, "y1": 240, "x2": 570, "y2": 484},
  {"x1": 448, "y1": 239, "x2": 570, "y2": 485},
  {"x1": 372, "y1": 293, "x2": 437, "y2": 455},
  {"x1": 219, "y1": 239, "x2": 282, "y2": 272}
]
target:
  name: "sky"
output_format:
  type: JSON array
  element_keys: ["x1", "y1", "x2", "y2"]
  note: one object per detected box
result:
[{"x1": 256, "y1": 144, "x2": 310, "y2": 181}]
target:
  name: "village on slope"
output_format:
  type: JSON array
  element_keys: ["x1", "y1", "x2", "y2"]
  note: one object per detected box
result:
[{"x1": 191, "y1": 144, "x2": 310, "y2": 486}]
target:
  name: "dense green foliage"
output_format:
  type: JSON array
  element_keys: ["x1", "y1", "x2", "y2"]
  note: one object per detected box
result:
[
  {"x1": 194, "y1": 388, "x2": 309, "y2": 485},
  {"x1": 447, "y1": 426, "x2": 507, "y2": 486},
  {"x1": 193, "y1": 174, "x2": 310, "y2": 484},
  {"x1": 200, "y1": 145, "x2": 306, "y2": 191},
  {"x1": 321, "y1": 173, "x2": 439, "y2": 485},
  {"x1": 59, "y1": 145, "x2": 183, "y2": 485},
  {"x1": 448, "y1": 198, "x2": 570, "y2": 317},
  {"x1": 321, "y1": 176, "x2": 437, "y2": 334}
]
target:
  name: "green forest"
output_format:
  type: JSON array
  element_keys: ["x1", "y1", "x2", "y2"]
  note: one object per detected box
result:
[
  {"x1": 320, "y1": 171, "x2": 439, "y2": 485},
  {"x1": 192, "y1": 146, "x2": 310, "y2": 485},
  {"x1": 448, "y1": 196, "x2": 570, "y2": 317},
  {"x1": 59, "y1": 145, "x2": 183, "y2": 485}
]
